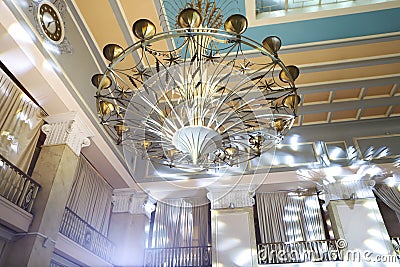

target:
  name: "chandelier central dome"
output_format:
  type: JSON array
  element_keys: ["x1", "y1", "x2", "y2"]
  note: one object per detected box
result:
[{"x1": 172, "y1": 126, "x2": 222, "y2": 165}]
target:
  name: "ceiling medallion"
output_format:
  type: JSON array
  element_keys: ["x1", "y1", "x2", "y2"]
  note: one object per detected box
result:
[{"x1": 92, "y1": 2, "x2": 300, "y2": 172}]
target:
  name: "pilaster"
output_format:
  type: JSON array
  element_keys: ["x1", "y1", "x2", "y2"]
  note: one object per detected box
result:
[
  {"x1": 109, "y1": 189, "x2": 153, "y2": 267},
  {"x1": 326, "y1": 178, "x2": 396, "y2": 264},
  {"x1": 207, "y1": 186, "x2": 258, "y2": 267},
  {"x1": 2, "y1": 112, "x2": 93, "y2": 267}
]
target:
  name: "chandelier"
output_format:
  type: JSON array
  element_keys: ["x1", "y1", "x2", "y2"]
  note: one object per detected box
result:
[{"x1": 91, "y1": 2, "x2": 300, "y2": 171}]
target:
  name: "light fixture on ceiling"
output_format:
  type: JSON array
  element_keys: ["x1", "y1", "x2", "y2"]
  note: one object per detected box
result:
[{"x1": 91, "y1": 1, "x2": 300, "y2": 170}]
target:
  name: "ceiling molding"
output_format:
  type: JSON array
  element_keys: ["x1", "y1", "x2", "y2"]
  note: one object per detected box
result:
[
  {"x1": 298, "y1": 53, "x2": 400, "y2": 74},
  {"x1": 241, "y1": 32, "x2": 400, "y2": 57},
  {"x1": 67, "y1": 0, "x2": 106, "y2": 72},
  {"x1": 299, "y1": 95, "x2": 400, "y2": 114},
  {"x1": 107, "y1": 0, "x2": 141, "y2": 64},
  {"x1": 298, "y1": 74, "x2": 400, "y2": 94}
]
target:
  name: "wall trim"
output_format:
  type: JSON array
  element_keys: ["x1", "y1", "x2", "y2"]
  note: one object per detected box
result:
[
  {"x1": 0, "y1": 196, "x2": 32, "y2": 232},
  {"x1": 54, "y1": 233, "x2": 113, "y2": 267}
]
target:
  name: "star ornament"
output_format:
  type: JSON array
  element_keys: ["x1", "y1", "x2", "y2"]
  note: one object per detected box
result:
[
  {"x1": 164, "y1": 53, "x2": 181, "y2": 66},
  {"x1": 238, "y1": 61, "x2": 252, "y2": 74},
  {"x1": 203, "y1": 51, "x2": 220, "y2": 63},
  {"x1": 134, "y1": 68, "x2": 151, "y2": 81}
]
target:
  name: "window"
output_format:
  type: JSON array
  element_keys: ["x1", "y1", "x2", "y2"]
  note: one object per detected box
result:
[{"x1": 256, "y1": 0, "x2": 394, "y2": 15}]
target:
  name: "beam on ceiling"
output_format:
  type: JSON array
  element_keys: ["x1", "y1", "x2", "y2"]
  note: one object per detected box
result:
[
  {"x1": 298, "y1": 95, "x2": 400, "y2": 114},
  {"x1": 298, "y1": 74, "x2": 400, "y2": 94},
  {"x1": 298, "y1": 53, "x2": 400, "y2": 74},
  {"x1": 107, "y1": 0, "x2": 142, "y2": 65}
]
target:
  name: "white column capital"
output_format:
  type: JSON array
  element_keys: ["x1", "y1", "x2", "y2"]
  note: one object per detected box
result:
[
  {"x1": 207, "y1": 186, "x2": 255, "y2": 210},
  {"x1": 42, "y1": 112, "x2": 94, "y2": 155},
  {"x1": 112, "y1": 188, "x2": 154, "y2": 217}
]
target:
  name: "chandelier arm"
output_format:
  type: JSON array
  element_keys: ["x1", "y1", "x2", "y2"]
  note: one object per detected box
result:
[
  {"x1": 228, "y1": 139, "x2": 257, "y2": 149},
  {"x1": 218, "y1": 119, "x2": 256, "y2": 137},
  {"x1": 239, "y1": 35, "x2": 277, "y2": 62},
  {"x1": 213, "y1": 82, "x2": 253, "y2": 115},
  {"x1": 206, "y1": 89, "x2": 241, "y2": 128},
  {"x1": 143, "y1": 124, "x2": 171, "y2": 140},
  {"x1": 228, "y1": 76, "x2": 265, "y2": 102},
  {"x1": 96, "y1": 88, "x2": 119, "y2": 99},
  {"x1": 154, "y1": 89, "x2": 186, "y2": 129},
  {"x1": 203, "y1": 75, "x2": 227, "y2": 114},
  {"x1": 205, "y1": 60, "x2": 243, "y2": 127},
  {"x1": 110, "y1": 52, "x2": 146, "y2": 73},
  {"x1": 248, "y1": 62, "x2": 276, "y2": 86},
  {"x1": 262, "y1": 64, "x2": 286, "y2": 94},
  {"x1": 144, "y1": 38, "x2": 188, "y2": 55},
  {"x1": 112, "y1": 29, "x2": 278, "y2": 69},
  {"x1": 148, "y1": 62, "x2": 189, "y2": 128},
  {"x1": 144, "y1": 117, "x2": 175, "y2": 136},
  {"x1": 105, "y1": 68, "x2": 136, "y2": 95},
  {"x1": 141, "y1": 47, "x2": 159, "y2": 79},
  {"x1": 99, "y1": 116, "x2": 125, "y2": 124},
  {"x1": 184, "y1": 33, "x2": 236, "y2": 56},
  {"x1": 138, "y1": 94, "x2": 180, "y2": 133},
  {"x1": 206, "y1": 40, "x2": 237, "y2": 80},
  {"x1": 124, "y1": 74, "x2": 142, "y2": 91},
  {"x1": 214, "y1": 98, "x2": 257, "y2": 131},
  {"x1": 122, "y1": 118, "x2": 144, "y2": 128}
]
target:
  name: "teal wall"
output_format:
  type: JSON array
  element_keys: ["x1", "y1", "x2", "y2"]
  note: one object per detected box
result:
[{"x1": 245, "y1": 8, "x2": 400, "y2": 45}]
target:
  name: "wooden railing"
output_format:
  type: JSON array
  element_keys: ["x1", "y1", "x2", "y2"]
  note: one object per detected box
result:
[
  {"x1": 258, "y1": 239, "x2": 343, "y2": 264},
  {"x1": 391, "y1": 237, "x2": 400, "y2": 258},
  {"x1": 145, "y1": 246, "x2": 212, "y2": 267},
  {"x1": 59, "y1": 207, "x2": 115, "y2": 263},
  {"x1": 0, "y1": 154, "x2": 40, "y2": 213}
]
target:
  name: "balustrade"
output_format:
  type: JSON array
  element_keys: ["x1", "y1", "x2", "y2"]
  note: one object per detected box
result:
[
  {"x1": 257, "y1": 239, "x2": 343, "y2": 264},
  {"x1": 391, "y1": 237, "x2": 400, "y2": 259},
  {"x1": 59, "y1": 207, "x2": 115, "y2": 263},
  {"x1": 145, "y1": 246, "x2": 212, "y2": 267},
  {"x1": 0, "y1": 154, "x2": 40, "y2": 213}
]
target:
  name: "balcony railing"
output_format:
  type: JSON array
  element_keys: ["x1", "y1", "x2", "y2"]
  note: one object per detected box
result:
[
  {"x1": 59, "y1": 207, "x2": 115, "y2": 263},
  {"x1": 50, "y1": 259, "x2": 68, "y2": 267},
  {"x1": 145, "y1": 246, "x2": 212, "y2": 267},
  {"x1": 0, "y1": 154, "x2": 40, "y2": 213},
  {"x1": 258, "y1": 239, "x2": 343, "y2": 264},
  {"x1": 391, "y1": 237, "x2": 400, "y2": 258}
]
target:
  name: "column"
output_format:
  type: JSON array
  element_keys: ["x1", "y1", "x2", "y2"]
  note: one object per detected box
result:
[
  {"x1": 326, "y1": 179, "x2": 396, "y2": 265},
  {"x1": 2, "y1": 112, "x2": 93, "y2": 267},
  {"x1": 207, "y1": 186, "x2": 258, "y2": 267},
  {"x1": 108, "y1": 189, "x2": 153, "y2": 267}
]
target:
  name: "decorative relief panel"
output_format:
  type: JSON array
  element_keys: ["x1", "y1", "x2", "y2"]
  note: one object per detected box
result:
[
  {"x1": 112, "y1": 189, "x2": 153, "y2": 217},
  {"x1": 324, "y1": 179, "x2": 375, "y2": 203},
  {"x1": 207, "y1": 188, "x2": 255, "y2": 209}
]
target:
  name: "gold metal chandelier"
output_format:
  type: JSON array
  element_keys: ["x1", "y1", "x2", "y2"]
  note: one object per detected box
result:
[{"x1": 92, "y1": 3, "x2": 300, "y2": 170}]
